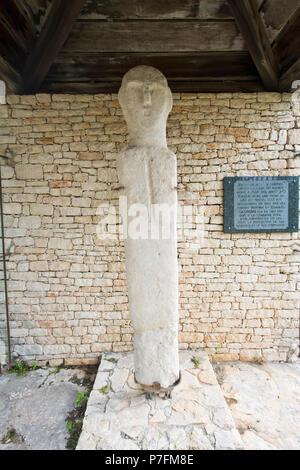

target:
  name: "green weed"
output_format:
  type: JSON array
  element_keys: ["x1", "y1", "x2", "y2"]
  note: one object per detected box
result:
[
  {"x1": 104, "y1": 357, "x2": 116, "y2": 363},
  {"x1": 191, "y1": 357, "x2": 201, "y2": 369},
  {"x1": 76, "y1": 391, "x2": 88, "y2": 406},
  {"x1": 98, "y1": 383, "x2": 109, "y2": 395},
  {"x1": 6, "y1": 361, "x2": 39, "y2": 377}
]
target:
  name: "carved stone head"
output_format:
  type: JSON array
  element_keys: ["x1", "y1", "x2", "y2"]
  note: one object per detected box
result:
[{"x1": 118, "y1": 65, "x2": 173, "y2": 134}]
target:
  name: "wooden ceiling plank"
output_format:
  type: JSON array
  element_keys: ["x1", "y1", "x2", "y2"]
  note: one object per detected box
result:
[
  {"x1": 79, "y1": 0, "x2": 233, "y2": 20},
  {"x1": 0, "y1": 55, "x2": 23, "y2": 93},
  {"x1": 47, "y1": 51, "x2": 258, "y2": 81},
  {"x1": 40, "y1": 79, "x2": 264, "y2": 94},
  {"x1": 63, "y1": 20, "x2": 246, "y2": 53},
  {"x1": 23, "y1": 0, "x2": 86, "y2": 93},
  {"x1": 227, "y1": 0, "x2": 279, "y2": 90}
]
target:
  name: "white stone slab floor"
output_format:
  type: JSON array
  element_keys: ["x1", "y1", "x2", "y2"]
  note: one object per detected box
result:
[
  {"x1": 76, "y1": 350, "x2": 244, "y2": 450},
  {"x1": 212, "y1": 361, "x2": 300, "y2": 450}
]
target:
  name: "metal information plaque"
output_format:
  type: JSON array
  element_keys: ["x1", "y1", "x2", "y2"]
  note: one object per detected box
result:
[{"x1": 224, "y1": 176, "x2": 299, "y2": 233}]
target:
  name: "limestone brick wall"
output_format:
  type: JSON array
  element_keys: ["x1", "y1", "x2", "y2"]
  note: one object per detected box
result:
[{"x1": 0, "y1": 91, "x2": 299, "y2": 365}]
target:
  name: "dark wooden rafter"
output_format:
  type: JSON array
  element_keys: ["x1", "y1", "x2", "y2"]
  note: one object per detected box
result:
[
  {"x1": 273, "y1": 6, "x2": 300, "y2": 71},
  {"x1": 15, "y1": 0, "x2": 53, "y2": 34},
  {"x1": 280, "y1": 58, "x2": 300, "y2": 92},
  {"x1": 273, "y1": 5, "x2": 300, "y2": 91},
  {"x1": 0, "y1": 27, "x2": 26, "y2": 74},
  {"x1": 0, "y1": 1, "x2": 36, "y2": 55},
  {"x1": 0, "y1": 0, "x2": 298, "y2": 94},
  {"x1": 0, "y1": 56, "x2": 23, "y2": 93},
  {"x1": 259, "y1": 0, "x2": 300, "y2": 44},
  {"x1": 22, "y1": 0, "x2": 86, "y2": 93},
  {"x1": 256, "y1": 0, "x2": 266, "y2": 9},
  {"x1": 227, "y1": 0, "x2": 279, "y2": 91}
]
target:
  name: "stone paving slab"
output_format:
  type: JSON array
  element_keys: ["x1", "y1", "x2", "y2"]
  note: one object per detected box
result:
[
  {"x1": 2, "y1": 356, "x2": 299, "y2": 450},
  {"x1": 0, "y1": 367, "x2": 87, "y2": 450},
  {"x1": 76, "y1": 351, "x2": 244, "y2": 450},
  {"x1": 212, "y1": 361, "x2": 300, "y2": 450}
]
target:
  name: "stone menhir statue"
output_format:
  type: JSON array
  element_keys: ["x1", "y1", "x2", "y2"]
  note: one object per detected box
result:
[{"x1": 117, "y1": 65, "x2": 180, "y2": 392}]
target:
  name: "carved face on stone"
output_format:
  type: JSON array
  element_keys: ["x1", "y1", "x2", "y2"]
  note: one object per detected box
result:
[{"x1": 118, "y1": 65, "x2": 173, "y2": 131}]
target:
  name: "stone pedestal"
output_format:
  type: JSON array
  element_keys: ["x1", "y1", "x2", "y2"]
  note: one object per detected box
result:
[{"x1": 76, "y1": 351, "x2": 244, "y2": 450}]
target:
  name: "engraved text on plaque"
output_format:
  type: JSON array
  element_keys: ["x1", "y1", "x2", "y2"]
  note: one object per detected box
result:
[{"x1": 224, "y1": 176, "x2": 299, "y2": 233}]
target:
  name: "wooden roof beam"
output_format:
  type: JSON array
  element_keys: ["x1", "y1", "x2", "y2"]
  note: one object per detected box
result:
[
  {"x1": 227, "y1": 0, "x2": 279, "y2": 91},
  {"x1": 22, "y1": 0, "x2": 86, "y2": 94},
  {"x1": 0, "y1": 55, "x2": 23, "y2": 94},
  {"x1": 273, "y1": 6, "x2": 300, "y2": 73},
  {"x1": 280, "y1": 58, "x2": 300, "y2": 92}
]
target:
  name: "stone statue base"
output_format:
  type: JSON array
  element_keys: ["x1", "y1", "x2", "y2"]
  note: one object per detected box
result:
[{"x1": 76, "y1": 351, "x2": 244, "y2": 450}]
